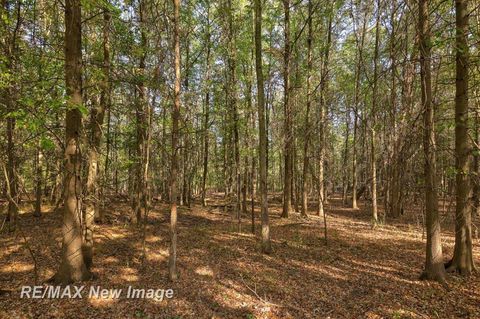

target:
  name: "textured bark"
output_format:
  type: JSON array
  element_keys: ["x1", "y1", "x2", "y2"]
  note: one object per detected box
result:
[
  {"x1": 169, "y1": 0, "x2": 181, "y2": 281},
  {"x1": 254, "y1": 0, "x2": 271, "y2": 253},
  {"x1": 281, "y1": 0, "x2": 293, "y2": 218},
  {"x1": 419, "y1": 0, "x2": 445, "y2": 283},
  {"x1": 446, "y1": 0, "x2": 475, "y2": 275},
  {"x1": 53, "y1": 0, "x2": 90, "y2": 284}
]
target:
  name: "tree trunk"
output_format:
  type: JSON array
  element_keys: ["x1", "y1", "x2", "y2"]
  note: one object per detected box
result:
[
  {"x1": 301, "y1": 0, "x2": 313, "y2": 218},
  {"x1": 201, "y1": 7, "x2": 211, "y2": 207},
  {"x1": 370, "y1": 0, "x2": 380, "y2": 225},
  {"x1": 169, "y1": 0, "x2": 181, "y2": 281},
  {"x1": 281, "y1": 0, "x2": 292, "y2": 218},
  {"x1": 132, "y1": 0, "x2": 148, "y2": 224},
  {"x1": 351, "y1": 5, "x2": 367, "y2": 210},
  {"x1": 446, "y1": 0, "x2": 475, "y2": 275},
  {"x1": 53, "y1": 0, "x2": 90, "y2": 284},
  {"x1": 318, "y1": 10, "x2": 333, "y2": 217},
  {"x1": 3, "y1": 0, "x2": 20, "y2": 232},
  {"x1": 34, "y1": 144, "x2": 42, "y2": 217},
  {"x1": 254, "y1": 0, "x2": 271, "y2": 253},
  {"x1": 419, "y1": 0, "x2": 445, "y2": 283}
]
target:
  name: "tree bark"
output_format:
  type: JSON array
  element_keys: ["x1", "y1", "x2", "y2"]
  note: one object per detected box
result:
[
  {"x1": 370, "y1": 0, "x2": 380, "y2": 225},
  {"x1": 281, "y1": 0, "x2": 293, "y2": 218},
  {"x1": 318, "y1": 10, "x2": 333, "y2": 217},
  {"x1": 2, "y1": 0, "x2": 21, "y2": 232},
  {"x1": 254, "y1": 0, "x2": 272, "y2": 253},
  {"x1": 201, "y1": 5, "x2": 211, "y2": 207},
  {"x1": 446, "y1": 0, "x2": 475, "y2": 275},
  {"x1": 169, "y1": 0, "x2": 181, "y2": 281},
  {"x1": 301, "y1": 0, "x2": 313, "y2": 218},
  {"x1": 34, "y1": 144, "x2": 42, "y2": 217},
  {"x1": 53, "y1": 0, "x2": 90, "y2": 284},
  {"x1": 132, "y1": 0, "x2": 148, "y2": 225},
  {"x1": 419, "y1": 0, "x2": 445, "y2": 283},
  {"x1": 351, "y1": 3, "x2": 367, "y2": 210}
]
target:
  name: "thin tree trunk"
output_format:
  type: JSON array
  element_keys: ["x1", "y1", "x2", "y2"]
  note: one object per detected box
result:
[
  {"x1": 132, "y1": 0, "x2": 148, "y2": 224},
  {"x1": 254, "y1": 0, "x2": 271, "y2": 253},
  {"x1": 301, "y1": 0, "x2": 313, "y2": 218},
  {"x1": 2, "y1": 0, "x2": 21, "y2": 232},
  {"x1": 318, "y1": 10, "x2": 333, "y2": 217},
  {"x1": 370, "y1": 0, "x2": 380, "y2": 225},
  {"x1": 342, "y1": 111, "x2": 350, "y2": 205},
  {"x1": 281, "y1": 0, "x2": 292, "y2": 218},
  {"x1": 201, "y1": 7, "x2": 211, "y2": 207},
  {"x1": 169, "y1": 0, "x2": 181, "y2": 281},
  {"x1": 351, "y1": 4, "x2": 367, "y2": 210},
  {"x1": 34, "y1": 144, "x2": 42, "y2": 217}
]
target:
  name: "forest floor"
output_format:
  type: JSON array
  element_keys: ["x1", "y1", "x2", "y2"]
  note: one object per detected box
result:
[{"x1": 0, "y1": 195, "x2": 479, "y2": 319}]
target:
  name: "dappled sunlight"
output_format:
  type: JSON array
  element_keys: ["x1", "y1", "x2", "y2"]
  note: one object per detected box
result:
[
  {"x1": 0, "y1": 262, "x2": 34, "y2": 274},
  {"x1": 195, "y1": 266, "x2": 214, "y2": 277},
  {"x1": 1, "y1": 198, "x2": 479, "y2": 318}
]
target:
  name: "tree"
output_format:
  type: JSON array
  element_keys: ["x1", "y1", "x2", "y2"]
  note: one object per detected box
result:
[
  {"x1": 201, "y1": 1, "x2": 212, "y2": 207},
  {"x1": 419, "y1": 0, "x2": 445, "y2": 283},
  {"x1": 301, "y1": 0, "x2": 314, "y2": 218},
  {"x1": 281, "y1": 0, "x2": 293, "y2": 218},
  {"x1": 53, "y1": 0, "x2": 91, "y2": 284},
  {"x1": 254, "y1": 0, "x2": 271, "y2": 254},
  {"x1": 169, "y1": 0, "x2": 181, "y2": 281},
  {"x1": 2, "y1": 0, "x2": 21, "y2": 232},
  {"x1": 370, "y1": 0, "x2": 380, "y2": 225},
  {"x1": 446, "y1": 0, "x2": 476, "y2": 275},
  {"x1": 318, "y1": 5, "x2": 333, "y2": 217}
]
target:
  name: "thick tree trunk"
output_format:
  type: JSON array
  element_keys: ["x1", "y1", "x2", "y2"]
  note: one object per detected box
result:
[
  {"x1": 447, "y1": 0, "x2": 475, "y2": 275},
  {"x1": 419, "y1": 0, "x2": 445, "y2": 283},
  {"x1": 53, "y1": 0, "x2": 90, "y2": 284},
  {"x1": 254, "y1": 0, "x2": 271, "y2": 253}
]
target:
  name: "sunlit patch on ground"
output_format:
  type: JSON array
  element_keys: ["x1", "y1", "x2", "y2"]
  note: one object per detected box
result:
[{"x1": 0, "y1": 196, "x2": 479, "y2": 318}]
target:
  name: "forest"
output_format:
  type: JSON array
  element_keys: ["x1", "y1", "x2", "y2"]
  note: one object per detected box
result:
[{"x1": 1, "y1": 0, "x2": 480, "y2": 317}]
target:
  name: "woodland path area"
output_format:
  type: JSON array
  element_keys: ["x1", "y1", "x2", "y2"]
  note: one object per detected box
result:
[{"x1": 1, "y1": 197, "x2": 479, "y2": 319}]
